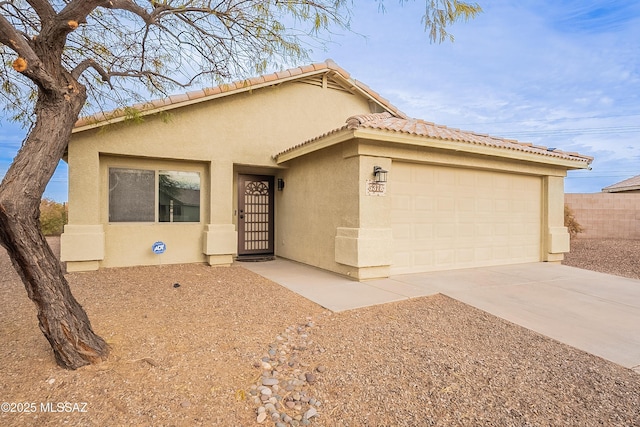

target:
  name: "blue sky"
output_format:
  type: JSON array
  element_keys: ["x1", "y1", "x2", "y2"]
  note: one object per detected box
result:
[{"x1": 1, "y1": 0, "x2": 639, "y2": 201}]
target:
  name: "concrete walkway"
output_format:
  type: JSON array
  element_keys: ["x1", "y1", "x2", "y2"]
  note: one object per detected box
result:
[{"x1": 240, "y1": 259, "x2": 640, "y2": 373}]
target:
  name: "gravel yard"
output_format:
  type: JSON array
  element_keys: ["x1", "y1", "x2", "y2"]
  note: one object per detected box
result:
[
  {"x1": 0, "y1": 237, "x2": 638, "y2": 426},
  {"x1": 563, "y1": 238, "x2": 640, "y2": 280}
]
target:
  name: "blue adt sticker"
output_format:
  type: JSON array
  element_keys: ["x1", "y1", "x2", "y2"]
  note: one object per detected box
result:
[{"x1": 152, "y1": 241, "x2": 166, "y2": 254}]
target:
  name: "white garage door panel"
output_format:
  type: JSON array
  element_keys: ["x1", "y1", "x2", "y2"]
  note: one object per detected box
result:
[{"x1": 391, "y1": 163, "x2": 541, "y2": 274}]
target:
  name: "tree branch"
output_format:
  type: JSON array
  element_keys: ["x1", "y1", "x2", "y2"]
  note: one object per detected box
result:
[
  {"x1": 106, "y1": 68, "x2": 204, "y2": 88},
  {"x1": 58, "y1": 0, "x2": 108, "y2": 22},
  {"x1": 25, "y1": 0, "x2": 55, "y2": 21},
  {"x1": 0, "y1": 14, "x2": 60, "y2": 93},
  {"x1": 100, "y1": 0, "x2": 155, "y2": 24},
  {"x1": 71, "y1": 58, "x2": 114, "y2": 88},
  {"x1": 100, "y1": 0, "x2": 226, "y2": 26},
  {"x1": 0, "y1": 13, "x2": 36, "y2": 58}
]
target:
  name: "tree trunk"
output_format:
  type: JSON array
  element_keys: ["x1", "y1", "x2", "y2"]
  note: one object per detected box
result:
[{"x1": 0, "y1": 87, "x2": 109, "y2": 369}]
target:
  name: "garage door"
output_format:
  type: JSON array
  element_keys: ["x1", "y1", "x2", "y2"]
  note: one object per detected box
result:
[{"x1": 391, "y1": 162, "x2": 541, "y2": 274}]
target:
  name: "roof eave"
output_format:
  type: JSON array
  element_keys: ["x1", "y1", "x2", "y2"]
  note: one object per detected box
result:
[
  {"x1": 73, "y1": 60, "x2": 406, "y2": 133},
  {"x1": 353, "y1": 129, "x2": 592, "y2": 170},
  {"x1": 328, "y1": 72, "x2": 407, "y2": 120},
  {"x1": 73, "y1": 68, "x2": 339, "y2": 134},
  {"x1": 275, "y1": 128, "x2": 354, "y2": 164},
  {"x1": 277, "y1": 127, "x2": 592, "y2": 169},
  {"x1": 602, "y1": 185, "x2": 640, "y2": 193}
]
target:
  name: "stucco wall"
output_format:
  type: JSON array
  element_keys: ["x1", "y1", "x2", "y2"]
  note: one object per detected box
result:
[
  {"x1": 275, "y1": 142, "x2": 360, "y2": 276},
  {"x1": 63, "y1": 80, "x2": 375, "y2": 270},
  {"x1": 275, "y1": 142, "x2": 393, "y2": 279},
  {"x1": 276, "y1": 132, "x2": 574, "y2": 278},
  {"x1": 68, "y1": 81, "x2": 371, "y2": 221},
  {"x1": 565, "y1": 193, "x2": 640, "y2": 239},
  {"x1": 101, "y1": 156, "x2": 209, "y2": 268}
]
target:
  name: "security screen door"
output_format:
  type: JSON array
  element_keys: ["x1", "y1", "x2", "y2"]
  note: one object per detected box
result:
[{"x1": 237, "y1": 174, "x2": 274, "y2": 256}]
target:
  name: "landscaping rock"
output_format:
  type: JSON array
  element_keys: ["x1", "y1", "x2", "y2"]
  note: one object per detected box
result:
[{"x1": 249, "y1": 317, "x2": 324, "y2": 426}]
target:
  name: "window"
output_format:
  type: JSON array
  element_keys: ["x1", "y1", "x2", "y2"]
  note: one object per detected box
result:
[
  {"x1": 109, "y1": 168, "x2": 200, "y2": 223},
  {"x1": 159, "y1": 171, "x2": 201, "y2": 222},
  {"x1": 109, "y1": 168, "x2": 155, "y2": 222}
]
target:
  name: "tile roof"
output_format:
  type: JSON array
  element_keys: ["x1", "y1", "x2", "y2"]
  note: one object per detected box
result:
[
  {"x1": 602, "y1": 174, "x2": 640, "y2": 193},
  {"x1": 73, "y1": 60, "x2": 406, "y2": 130},
  {"x1": 276, "y1": 112, "x2": 594, "y2": 165}
]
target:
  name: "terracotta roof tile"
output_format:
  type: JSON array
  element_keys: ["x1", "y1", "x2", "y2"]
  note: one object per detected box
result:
[
  {"x1": 168, "y1": 93, "x2": 189, "y2": 104},
  {"x1": 299, "y1": 64, "x2": 316, "y2": 73},
  {"x1": 247, "y1": 76, "x2": 264, "y2": 85},
  {"x1": 602, "y1": 174, "x2": 640, "y2": 192},
  {"x1": 262, "y1": 73, "x2": 278, "y2": 83},
  {"x1": 203, "y1": 86, "x2": 221, "y2": 96},
  {"x1": 288, "y1": 67, "x2": 303, "y2": 77},
  {"x1": 277, "y1": 112, "x2": 593, "y2": 165},
  {"x1": 186, "y1": 89, "x2": 205, "y2": 100},
  {"x1": 312, "y1": 62, "x2": 327, "y2": 71},
  {"x1": 326, "y1": 60, "x2": 350, "y2": 78},
  {"x1": 89, "y1": 112, "x2": 108, "y2": 122},
  {"x1": 150, "y1": 98, "x2": 171, "y2": 108}
]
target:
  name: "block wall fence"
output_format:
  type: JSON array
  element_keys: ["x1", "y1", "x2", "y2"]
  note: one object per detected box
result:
[{"x1": 565, "y1": 193, "x2": 640, "y2": 239}]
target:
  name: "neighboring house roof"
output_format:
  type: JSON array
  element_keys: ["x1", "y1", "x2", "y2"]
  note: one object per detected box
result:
[
  {"x1": 275, "y1": 112, "x2": 593, "y2": 168},
  {"x1": 602, "y1": 174, "x2": 640, "y2": 193},
  {"x1": 73, "y1": 60, "x2": 406, "y2": 132}
]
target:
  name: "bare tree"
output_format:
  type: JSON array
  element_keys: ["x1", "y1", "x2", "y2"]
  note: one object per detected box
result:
[{"x1": 0, "y1": 0, "x2": 481, "y2": 369}]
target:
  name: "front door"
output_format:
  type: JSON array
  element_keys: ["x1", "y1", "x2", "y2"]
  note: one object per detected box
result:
[{"x1": 237, "y1": 174, "x2": 275, "y2": 256}]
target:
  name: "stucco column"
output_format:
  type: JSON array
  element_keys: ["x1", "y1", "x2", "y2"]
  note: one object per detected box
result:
[
  {"x1": 542, "y1": 175, "x2": 570, "y2": 262},
  {"x1": 203, "y1": 160, "x2": 237, "y2": 266},
  {"x1": 335, "y1": 156, "x2": 393, "y2": 279},
  {"x1": 61, "y1": 146, "x2": 104, "y2": 271}
]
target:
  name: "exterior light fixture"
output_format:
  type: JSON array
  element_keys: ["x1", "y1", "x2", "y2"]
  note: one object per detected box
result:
[
  {"x1": 277, "y1": 178, "x2": 285, "y2": 191},
  {"x1": 373, "y1": 166, "x2": 388, "y2": 183}
]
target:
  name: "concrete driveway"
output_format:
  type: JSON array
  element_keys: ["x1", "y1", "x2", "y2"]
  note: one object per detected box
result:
[{"x1": 240, "y1": 260, "x2": 640, "y2": 373}]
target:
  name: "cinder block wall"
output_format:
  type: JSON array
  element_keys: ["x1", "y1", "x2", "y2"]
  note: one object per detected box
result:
[{"x1": 565, "y1": 193, "x2": 640, "y2": 239}]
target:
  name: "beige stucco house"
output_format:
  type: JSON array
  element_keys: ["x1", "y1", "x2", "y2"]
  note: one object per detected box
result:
[{"x1": 61, "y1": 60, "x2": 593, "y2": 279}]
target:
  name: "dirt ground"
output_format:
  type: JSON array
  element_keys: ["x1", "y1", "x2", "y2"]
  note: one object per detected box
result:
[
  {"x1": 0, "y1": 237, "x2": 638, "y2": 426},
  {"x1": 562, "y1": 238, "x2": 640, "y2": 280}
]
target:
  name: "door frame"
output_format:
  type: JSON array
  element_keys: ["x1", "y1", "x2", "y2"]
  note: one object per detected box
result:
[{"x1": 237, "y1": 174, "x2": 275, "y2": 256}]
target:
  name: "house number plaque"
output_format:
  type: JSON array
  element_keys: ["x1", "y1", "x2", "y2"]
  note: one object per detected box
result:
[{"x1": 366, "y1": 180, "x2": 387, "y2": 196}]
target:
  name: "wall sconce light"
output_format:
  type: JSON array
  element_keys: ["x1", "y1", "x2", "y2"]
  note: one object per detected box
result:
[
  {"x1": 373, "y1": 166, "x2": 388, "y2": 183},
  {"x1": 277, "y1": 178, "x2": 285, "y2": 191}
]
